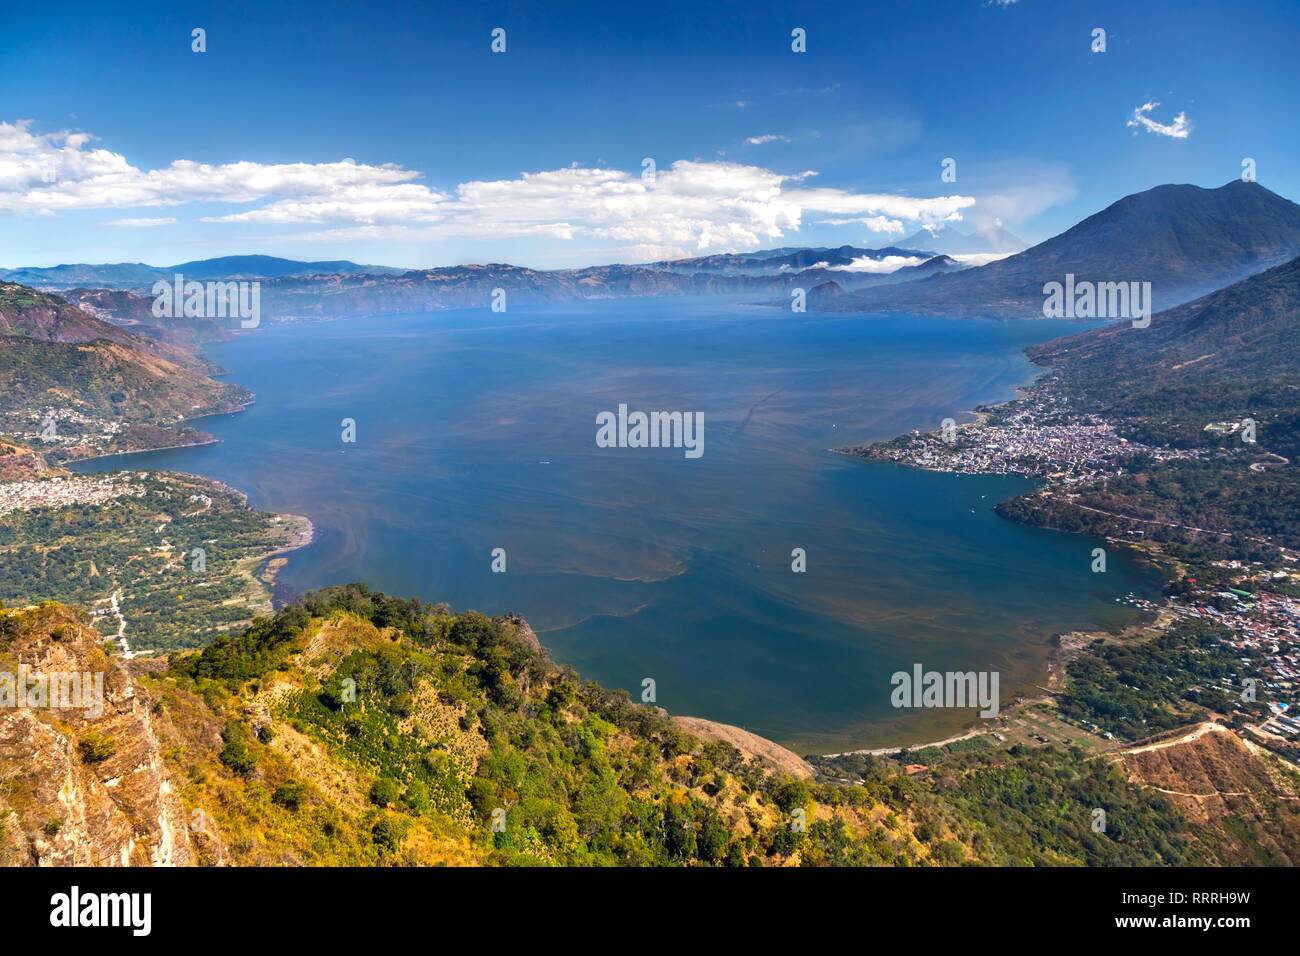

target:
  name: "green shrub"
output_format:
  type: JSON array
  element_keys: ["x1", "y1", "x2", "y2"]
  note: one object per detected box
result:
[
  {"x1": 369, "y1": 777, "x2": 401, "y2": 807},
  {"x1": 403, "y1": 779, "x2": 430, "y2": 813},
  {"x1": 372, "y1": 815, "x2": 410, "y2": 854},
  {"x1": 218, "y1": 722, "x2": 257, "y2": 776},
  {"x1": 77, "y1": 732, "x2": 117, "y2": 763},
  {"x1": 272, "y1": 781, "x2": 308, "y2": 811}
]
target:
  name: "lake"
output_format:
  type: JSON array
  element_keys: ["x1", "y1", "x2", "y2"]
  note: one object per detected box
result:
[{"x1": 77, "y1": 298, "x2": 1162, "y2": 753}]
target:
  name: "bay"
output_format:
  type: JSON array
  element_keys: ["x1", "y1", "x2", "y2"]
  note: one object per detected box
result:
[{"x1": 76, "y1": 298, "x2": 1162, "y2": 753}]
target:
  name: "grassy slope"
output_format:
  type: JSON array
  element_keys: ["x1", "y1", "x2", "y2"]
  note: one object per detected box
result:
[
  {"x1": 4, "y1": 586, "x2": 1294, "y2": 865},
  {"x1": 126, "y1": 584, "x2": 1298, "y2": 866}
]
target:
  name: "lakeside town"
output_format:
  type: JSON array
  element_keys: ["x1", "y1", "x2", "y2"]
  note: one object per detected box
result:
[
  {"x1": 0, "y1": 474, "x2": 146, "y2": 516},
  {"x1": 1, "y1": 406, "x2": 217, "y2": 464},
  {"x1": 3, "y1": 407, "x2": 124, "y2": 454},
  {"x1": 0, "y1": 469, "x2": 313, "y2": 653},
  {"x1": 839, "y1": 375, "x2": 1300, "y2": 758},
  {"x1": 840, "y1": 379, "x2": 1202, "y2": 482}
]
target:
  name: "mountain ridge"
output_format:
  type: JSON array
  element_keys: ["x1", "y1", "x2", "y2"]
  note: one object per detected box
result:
[{"x1": 829, "y1": 181, "x2": 1300, "y2": 318}]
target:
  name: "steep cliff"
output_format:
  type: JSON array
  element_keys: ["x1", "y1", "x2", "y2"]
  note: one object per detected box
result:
[{"x1": 0, "y1": 604, "x2": 196, "y2": 865}]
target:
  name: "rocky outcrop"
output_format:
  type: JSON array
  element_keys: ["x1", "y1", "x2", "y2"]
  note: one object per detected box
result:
[
  {"x1": 671, "y1": 715, "x2": 815, "y2": 780},
  {"x1": 0, "y1": 604, "x2": 196, "y2": 866},
  {"x1": 496, "y1": 612, "x2": 542, "y2": 653}
]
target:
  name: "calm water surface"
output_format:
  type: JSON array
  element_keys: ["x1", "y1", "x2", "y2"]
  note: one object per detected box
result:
[{"x1": 78, "y1": 299, "x2": 1161, "y2": 752}]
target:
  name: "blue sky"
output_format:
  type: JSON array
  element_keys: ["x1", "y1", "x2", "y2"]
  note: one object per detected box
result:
[{"x1": 2, "y1": 0, "x2": 1298, "y2": 269}]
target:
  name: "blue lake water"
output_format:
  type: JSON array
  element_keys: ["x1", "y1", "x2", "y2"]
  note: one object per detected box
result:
[{"x1": 77, "y1": 298, "x2": 1162, "y2": 752}]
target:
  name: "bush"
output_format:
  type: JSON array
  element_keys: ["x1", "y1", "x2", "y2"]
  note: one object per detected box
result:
[
  {"x1": 403, "y1": 779, "x2": 430, "y2": 813},
  {"x1": 271, "y1": 781, "x2": 308, "y2": 811},
  {"x1": 369, "y1": 777, "x2": 401, "y2": 807},
  {"x1": 77, "y1": 732, "x2": 117, "y2": 763},
  {"x1": 372, "y1": 815, "x2": 410, "y2": 854},
  {"x1": 218, "y1": 722, "x2": 257, "y2": 776}
]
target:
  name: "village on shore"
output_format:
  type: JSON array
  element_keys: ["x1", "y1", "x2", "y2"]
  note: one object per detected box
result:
[{"x1": 837, "y1": 376, "x2": 1300, "y2": 754}]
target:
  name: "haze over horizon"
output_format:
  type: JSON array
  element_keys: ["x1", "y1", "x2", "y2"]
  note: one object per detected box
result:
[
  {"x1": 3, "y1": 0, "x2": 1300, "y2": 889},
  {"x1": 4, "y1": 0, "x2": 1299, "y2": 270}
]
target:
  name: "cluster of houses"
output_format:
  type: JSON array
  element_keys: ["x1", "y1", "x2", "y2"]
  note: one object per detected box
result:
[
  {"x1": 865, "y1": 389, "x2": 1198, "y2": 482},
  {"x1": 0, "y1": 475, "x2": 144, "y2": 517},
  {"x1": 1121, "y1": 568, "x2": 1300, "y2": 740}
]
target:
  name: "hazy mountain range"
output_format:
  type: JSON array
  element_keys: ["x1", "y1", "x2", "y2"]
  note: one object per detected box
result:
[
  {"x1": 896, "y1": 222, "x2": 1028, "y2": 256},
  {"x1": 2, "y1": 179, "x2": 1298, "y2": 341},
  {"x1": 6, "y1": 174, "x2": 1295, "y2": 470},
  {"x1": 6, "y1": 181, "x2": 1299, "y2": 326},
  {"x1": 0, "y1": 255, "x2": 405, "y2": 290},
  {"x1": 823, "y1": 181, "x2": 1300, "y2": 318}
]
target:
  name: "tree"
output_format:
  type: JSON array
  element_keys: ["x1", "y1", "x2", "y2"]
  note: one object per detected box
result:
[
  {"x1": 663, "y1": 800, "x2": 697, "y2": 860},
  {"x1": 272, "y1": 781, "x2": 308, "y2": 811},
  {"x1": 696, "y1": 805, "x2": 729, "y2": 864},
  {"x1": 218, "y1": 722, "x2": 257, "y2": 776},
  {"x1": 370, "y1": 777, "x2": 401, "y2": 807},
  {"x1": 403, "y1": 779, "x2": 430, "y2": 813},
  {"x1": 372, "y1": 815, "x2": 410, "y2": 854}
]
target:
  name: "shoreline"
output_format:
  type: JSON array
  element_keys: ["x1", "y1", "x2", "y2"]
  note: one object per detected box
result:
[
  {"x1": 50, "y1": 396, "x2": 255, "y2": 468},
  {"x1": 62, "y1": 436, "x2": 219, "y2": 466},
  {"x1": 815, "y1": 360, "x2": 1187, "y2": 758},
  {"x1": 256, "y1": 514, "x2": 317, "y2": 611},
  {"x1": 71, "y1": 311, "x2": 1156, "y2": 760}
]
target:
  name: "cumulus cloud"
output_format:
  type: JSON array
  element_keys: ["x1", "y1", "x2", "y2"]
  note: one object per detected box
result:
[
  {"x1": 1126, "y1": 101, "x2": 1192, "y2": 139},
  {"x1": 745, "y1": 134, "x2": 789, "y2": 145},
  {"x1": 816, "y1": 215, "x2": 907, "y2": 234},
  {"x1": 0, "y1": 119, "x2": 979, "y2": 253},
  {"x1": 0, "y1": 120, "x2": 431, "y2": 217},
  {"x1": 830, "y1": 254, "x2": 928, "y2": 273}
]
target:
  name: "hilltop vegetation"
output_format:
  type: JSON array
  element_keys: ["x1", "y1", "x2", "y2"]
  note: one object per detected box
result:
[
  {"x1": 4, "y1": 585, "x2": 1297, "y2": 866},
  {"x1": 154, "y1": 585, "x2": 936, "y2": 866},
  {"x1": 0, "y1": 335, "x2": 249, "y2": 428},
  {"x1": 10, "y1": 584, "x2": 1286, "y2": 866}
]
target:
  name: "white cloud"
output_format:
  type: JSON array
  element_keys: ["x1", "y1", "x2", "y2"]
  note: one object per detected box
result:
[
  {"x1": 106, "y1": 217, "x2": 176, "y2": 227},
  {"x1": 816, "y1": 215, "x2": 907, "y2": 234},
  {"x1": 950, "y1": 252, "x2": 1015, "y2": 267},
  {"x1": 830, "y1": 255, "x2": 928, "y2": 273},
  {"x1": 0, "y1": 119, "x2": 979, "y2": 254},
  {"x1": 745, "y1": 134, "x2": 789, "y2": 145},
  {"x1": 0, "y1": 120, "x2": 430, "y2": 216},
  {"x1": 1126, "y1": 101, "x2": 1192, "y2": 139}
]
